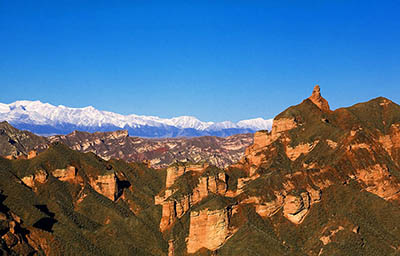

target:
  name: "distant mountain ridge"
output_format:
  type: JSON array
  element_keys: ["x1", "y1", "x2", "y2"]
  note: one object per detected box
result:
[
  {"x1": 0, "y1": 121, "x2": 254, "y2": 169},
  {"x1": 0, "y1": 100, "x2": 272, "y2": 137}
]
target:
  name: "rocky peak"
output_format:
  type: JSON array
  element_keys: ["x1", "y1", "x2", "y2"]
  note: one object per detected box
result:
[
  {"x1": 110, "y1": 130, "x2": 129, "y2": 139},
  {"x1": 308, "y1": 85, "x2": 330, "y2": 111},
  {"x1": 3, "y1": 94, "x2": 400, "y2": 255},
  {"x1": 0, "y1": 121, "x2": 47, "y2": 157}
]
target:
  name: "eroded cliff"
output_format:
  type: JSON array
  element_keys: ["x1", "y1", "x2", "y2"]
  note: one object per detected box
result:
[
  {"x1": 155, "y1": 86, "x2": 400, "y2": 255},
  {"x1": 2, "y1": 86, "x2": 400, "y2": 255}
]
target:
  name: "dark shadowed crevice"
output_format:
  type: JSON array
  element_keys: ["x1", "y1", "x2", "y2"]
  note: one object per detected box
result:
[
  {"x1": 33, "y1": 217, "x2": 57, "y2": 233},
  {"x1": 33, "y1": 204, "x2": 57, "y2": 232},
  {"x1": 116, "y1": 179, "x2": 131, "y2": 199},
  {"x1": 34, "y1": 204, "x2": 55, "y2": 218}
]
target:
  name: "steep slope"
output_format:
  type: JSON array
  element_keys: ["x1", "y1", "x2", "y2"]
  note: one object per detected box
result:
[
  {"x1": 2, "y1": 86, "x2": 400, "y2": 255},
  {"x1": 0, "y1": 100, "x2": 272, "y2": 137},
  {"x1": 0, "y1": 143, "x2": 168, "y2": 255},
  {"x1": 155, "y1": 86, "x2": 400, "y2": 255},
  {"x1": 0, "y1": 121, "x2": 47, "y2": 158}
]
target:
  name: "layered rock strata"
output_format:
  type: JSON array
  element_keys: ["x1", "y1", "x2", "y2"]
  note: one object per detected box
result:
[{"x1": 186, "y1": 207, "x2": 235, "y2": 253}]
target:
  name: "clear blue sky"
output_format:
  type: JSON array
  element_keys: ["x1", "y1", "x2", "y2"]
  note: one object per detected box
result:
[{"x1": 1, "y1": 1, "x2": 399, "y2": 122}]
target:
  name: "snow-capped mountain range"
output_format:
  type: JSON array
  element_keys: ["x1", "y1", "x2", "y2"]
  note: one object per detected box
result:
[{"x1": 0, "y1": 100, "x2": 272, "y2": 137}]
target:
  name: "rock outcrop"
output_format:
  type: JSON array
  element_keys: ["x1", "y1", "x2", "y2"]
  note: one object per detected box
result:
[
  {"x1": 165, "y1": 163, "x2": 207, "y2": 189},
  {"x1": 354, "y1": 164, "x2": 400, "y2": 201},
  {"x1": 89, "y1": 172, "x2": 120, "y2": 201},
  {"x1": 379, "y1": 123, "x2": 400, "y2": 159},
  {"x1": 48, "y1": 132, "x2": 254, "y2": 169},
  {"x1": 21, "y1": 170, "x2": 48, "y2": 189},
  {"x1": 319, "y1": 226, "x2": 345, "y2": 246},
  {"x1": 155, "y1": 163, "x2": 227, "y2": 232},
  {"x1": 0, "y1": 121, "x2": 47, "y2": 158},
  {"x1": 3, "y1": 86, "x2": 400, "y2": 255},
  {"x1": 52, "y1": 166, "x2": 77, "y2": 182},
  {"x1": 186, "y1": 207, "x2": 235, "y2": 253},
  {"x1": 0, "y1": 122, "x2": 255, "y2": 169},
  {"x1": 308, "y1": 85, "x2": 330, "y2": 111},
  {"x1": 232, "y1": 86, "x2": 400, "y2": 229},
  {"x1": 283, "y1": 192, "x2": 311, "y2": 224}
]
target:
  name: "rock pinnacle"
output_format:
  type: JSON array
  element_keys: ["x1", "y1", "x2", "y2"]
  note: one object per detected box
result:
[{"x1": 308, "y1": 85, "x2": 330, "y2": 111}]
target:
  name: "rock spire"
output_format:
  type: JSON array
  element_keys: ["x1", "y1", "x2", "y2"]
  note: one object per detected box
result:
[{"x1": 308, "y1": 85, "x2": 330, "y2": 111}]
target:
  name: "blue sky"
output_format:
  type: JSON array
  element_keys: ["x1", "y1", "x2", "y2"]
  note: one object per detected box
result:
[{"x1": 1, "y1": 1, "x2": 399, "y2": 122}]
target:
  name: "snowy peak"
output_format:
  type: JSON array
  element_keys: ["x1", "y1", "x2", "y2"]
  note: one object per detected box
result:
[
  {"x1": 168, "y1": 116, "x2": 213, "y2": 130},
  {"x1": 206, "y1": 121, "x2": 237, "y2": 131},
  {"x1": 0, "y1": 100, "x2": 272, "y2": 137},
  {"x1": 237, "y1": 118, "x2": 273, "y2": 130},
  {"x1": 0, "y1": 103, "x2": 10, "y2": 113}
]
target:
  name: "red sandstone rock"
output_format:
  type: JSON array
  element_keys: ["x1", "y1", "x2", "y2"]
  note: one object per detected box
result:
[
  {"x1": 186, "y1": 207, "x2": 236, "y2": 253},
  {"x1": 89, "y1": 172, "x2": 119, "y2": 201},
  {"x1": 308, "y1": 85, "x2": 330, "y2": 111},
  {"x1": 51, "y1": 166, "x2": 77, "y2": 182}
]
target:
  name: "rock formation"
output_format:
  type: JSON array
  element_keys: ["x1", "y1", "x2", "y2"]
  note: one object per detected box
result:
[
  {"x1": 21, "y1": 170, "x2": 48, "y2": 190},
  {"x1": 155, "y1": 163, "x2": 228, "y2": 232},
  {"x1": 89, "y1": 172, "x2": 120, "y2": 201},
  {"x1": 308, "y1": 85, "x2": 330, "y2": 111},
  {"x1": 186, "y1": 207, "x2": 234, "y2": 253},
  {"x1": 2, "y1": 86, "x2": 400, "y2": 255},
  {"x1": 51, "y1": 166, "x2": 77, "y2": 182},
  {"x1": 139, "y1": 87, "x2": 400, "y2": 254},
  {"x1": 0, "y1": 121, "x2": 47, "y2": 158},
  {"x1": 0, "y1": 121, "x2": 254, "y2": 169}
]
